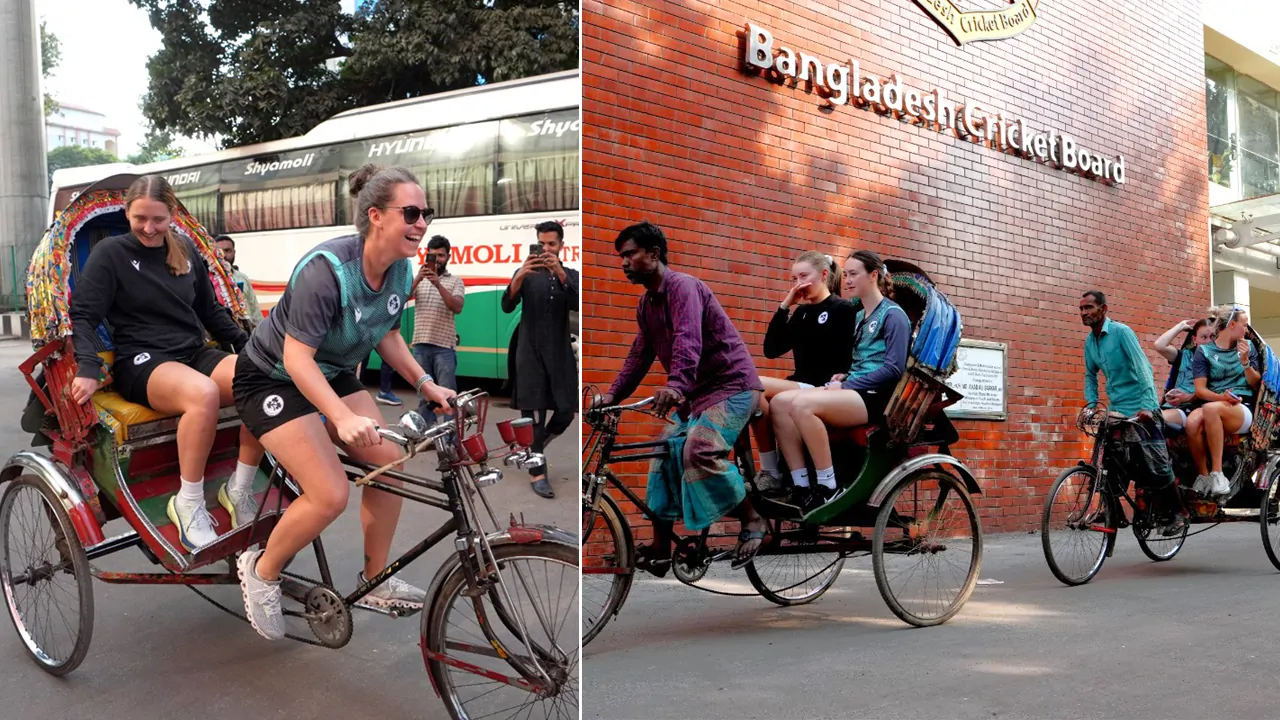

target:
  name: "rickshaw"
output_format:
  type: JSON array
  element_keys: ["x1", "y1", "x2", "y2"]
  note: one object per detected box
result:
[
  {"x1": 582, "y1": 260, "x2": 984, "y2": 646},
  {"x1": 1042, "y1": 322, "x2": 1280, "y2": 586},
  {"x1": 1, "y1": 175, "x2": 578, "y2": 720}
]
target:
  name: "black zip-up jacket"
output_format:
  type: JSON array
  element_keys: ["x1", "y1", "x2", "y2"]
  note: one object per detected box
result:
[
  {"x1": 763, "y1": 294, "x2": 859, "y2": 387},
  {"x1": 69, "y1": 232, "x2": 248, "y2": 379}
]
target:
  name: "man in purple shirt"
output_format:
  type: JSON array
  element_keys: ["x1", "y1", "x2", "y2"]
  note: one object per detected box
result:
[{"x1": 593, "y1": 222, "x2": 768, "y2": 571}]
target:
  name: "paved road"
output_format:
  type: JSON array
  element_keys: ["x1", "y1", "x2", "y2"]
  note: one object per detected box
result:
[
  {"x1": 0, "y1": 338, "x2": 576, "y2": 719},
  {"x1": 584, "y1": 523, "x2": 1280, "y2": 719}
]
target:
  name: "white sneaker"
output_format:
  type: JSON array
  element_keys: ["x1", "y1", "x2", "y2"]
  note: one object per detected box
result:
[
  {"x1": 357, "y1": 572, "x2": 426, "y2": 610},
  {"x1": 1210, "y1": 471, "x2": 1231, "y2": 498},
  {"x1": 218, "y1": 484, "x2": 259, "y2": 528},
  {"x1": 1192, "y1": 474, "x2": 1212, "y2": 496},
  {"x1": 237, "y1": 549, "x2": 285, "y2": 641},
  {"x1": 166, "y1": 495, "x2": 220, "y2": 551}
]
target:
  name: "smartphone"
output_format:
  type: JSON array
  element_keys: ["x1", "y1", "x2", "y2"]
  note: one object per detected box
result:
[{"x1": 529, "y1": 243, "x2": 544, "y2": 256}]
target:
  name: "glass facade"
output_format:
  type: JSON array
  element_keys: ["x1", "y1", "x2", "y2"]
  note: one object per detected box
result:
[{"x1": 1206, "y1": 54, "x2": 1280, "y2": 202}]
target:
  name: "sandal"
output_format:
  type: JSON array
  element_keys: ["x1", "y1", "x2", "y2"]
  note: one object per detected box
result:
[
  {"x1": 730, "y1": 528, "x2": 767, "y2": 570},
  {"x1": 633, "y1": 544, "x2": 672, "y2": 578}
]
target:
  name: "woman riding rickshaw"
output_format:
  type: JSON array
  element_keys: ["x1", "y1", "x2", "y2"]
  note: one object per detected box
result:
[
  {"x1": 68, "y1": 175, "x2": 266, "y2": 551},
  {"x1": 751, "y1": 250, "x2": 856, "y2": 500},
  {"x1": 770, "y1": 249, "x2": 910, "y2": 512},
  {"x1": 1185, "y1": 304, "x2": 1262, "y2": 499},
  {"x1": 233, "y1": 164, "x2": 456, "y2": 640}
]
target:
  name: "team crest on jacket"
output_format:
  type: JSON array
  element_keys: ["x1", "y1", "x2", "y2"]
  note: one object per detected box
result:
[
  {"x1": 387, "y1": 294, "x2": 401, "y2": 315},
  {"x1": 818, "y1": 311, "x2": 829, "y2": 325}
]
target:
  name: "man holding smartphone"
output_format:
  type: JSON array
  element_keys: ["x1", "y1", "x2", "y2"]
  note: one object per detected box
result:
[
  {"x1": 503, "y1": 220, "x2": 578, "y2": 499},
  {"x1": 409, "y1": 235, "x2": 465, "y2": 423}
]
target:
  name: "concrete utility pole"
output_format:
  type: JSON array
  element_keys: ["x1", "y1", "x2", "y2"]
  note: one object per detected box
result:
[{"x1": 0, "y1": 0, "x2": 49, "y2": 310}]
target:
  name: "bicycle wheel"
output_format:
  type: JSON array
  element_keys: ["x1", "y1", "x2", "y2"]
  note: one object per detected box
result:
[
  {"x1": 1042, "y1": 465, "x2": 1112, "y2": 586},
  {"x1": 745, "y1": 522, "x2": 845, "y2": 606},
  {"x1": 872, "y1": 470, "x2": 982, "y2": 627},
  {"x1": 581, "y1": 490, "x2": 632, "y2": 646},
  {"x1": 0, "y1": 475, "x2": 94, "y2": 675},
  {"x1": 1134, "y1": 512, "x2": 1185, "y2": 562},
  {"x1": 1261, "y1": 467, "x2": 1280, "y2": 571},
  {"x1": 425, "y1": 542, "x2": 578, "y2": 720}
]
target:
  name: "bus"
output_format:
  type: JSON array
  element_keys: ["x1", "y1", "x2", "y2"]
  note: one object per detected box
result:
[{"x1": 48, "y1": 70, "x2": 580, "y2": 381}]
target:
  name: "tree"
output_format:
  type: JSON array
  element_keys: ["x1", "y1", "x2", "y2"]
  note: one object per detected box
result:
[
  {"x1": 48, "y1": 145, "x2": 119, "y2": 184},
  {"x1": 128, "y1": 0, "x2": 579, "y2": 147},
  {"x1": 40, "y1": 21, "x2": 60, "y2": 117},
  {"x1": 126, "y1": 129, "x2": 184, "y2": 165}
]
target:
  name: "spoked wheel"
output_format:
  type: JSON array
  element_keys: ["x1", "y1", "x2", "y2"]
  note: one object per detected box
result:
[
  {"x1": 0, "y1": 476, "x2": 94, "y2": 675},
  {"x1": 580, "y1": 490, "x2": 632, "y2": 647},
  {"x1": 1134, "y1": 511, "x2": 1186, "y2": 562},
  {"x1": 1260, "y1": 469, "x2": 1280, "y2": 571},
  {"x1": 745, "y1": 521, "x2": 845, "y2": 606},
  {"x1": 425, "y1": 542, "x2": 578, "y2": 720},
  {"x1": 1042, "y1": 465, "x2": 1113, "y2": 586},
  {"x1": 872, "y1": 470, "x2": 982, "y2": 627}
]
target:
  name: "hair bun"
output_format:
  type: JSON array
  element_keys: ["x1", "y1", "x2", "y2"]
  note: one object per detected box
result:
[{"x1": 348, "y1": 164, "x2": 385, "y2": 198}]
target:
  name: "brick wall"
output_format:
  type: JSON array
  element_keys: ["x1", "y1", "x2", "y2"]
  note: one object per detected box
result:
[{"x1": 582, "y1": 0, "x2": 1210, "y2": 541}]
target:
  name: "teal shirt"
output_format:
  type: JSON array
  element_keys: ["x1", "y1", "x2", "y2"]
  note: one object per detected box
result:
[
  {"x1": 1193, "y1": 340, "x2": 1259, "y2": 398},
  {"x1": 1172, "y1": 348, "x2": 1196, "y2": 394},
  {"x1": 1084, "y1": 318, "x2": 1160, "y2": 416}
]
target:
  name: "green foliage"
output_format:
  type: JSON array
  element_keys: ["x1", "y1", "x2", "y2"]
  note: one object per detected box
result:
[
  {"x1": 40, "y1": 21, "x2": 61, "y2": 117},
  {"x1": 129, "y1": 0, "x2": 579, "y2": 148},
  {"x1": 48, "y1": 145, "x2": 119, "y2": 183},
  {"x1": 126, "y1": 129, "x2": 184, "y2": 165}
]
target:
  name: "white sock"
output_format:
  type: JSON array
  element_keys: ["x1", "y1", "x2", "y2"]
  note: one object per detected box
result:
[
  {"x1": 790, "y1": 468, "x2": 811, "y2": 488},
  {"x1": 177, "y1": 477, "x2": 204, "y2": 505},
  {"x1": 815, "y1": 467, "x2": 837, "y2": 490},
  {"x1": 760, "y1": 450, "x2": 779, "y2": 474},
  {"x1": 229, "y1": 461, "x2": 256, "y2": 497}
]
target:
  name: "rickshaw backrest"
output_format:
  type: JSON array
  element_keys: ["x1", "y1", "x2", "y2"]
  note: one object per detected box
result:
[
  {"x1": 1251, "y1": 333, "x2": 1280, "y2": 450},
  {"x1": 875, "y1": 260, "x2": 965, "y2": 446}
]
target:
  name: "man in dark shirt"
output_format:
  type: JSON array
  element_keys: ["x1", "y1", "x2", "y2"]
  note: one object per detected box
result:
[
  {"x1": 502, "y1": 220, "x2": 579, "y2": 500},
  {"x1": 593, "y1": 222, "x2": 768, "y2": 571}
]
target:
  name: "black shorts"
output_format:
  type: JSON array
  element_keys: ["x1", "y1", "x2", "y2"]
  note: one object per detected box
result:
[
  {"x1": 858, "y1": 386, "x2": 893, "y2": 423},
  {"x1": 113, "y1": 346, "x2": 230, "y2": 407},
  {"x1": 233, "y1": 354, "x2": 365, "y2": 439}
]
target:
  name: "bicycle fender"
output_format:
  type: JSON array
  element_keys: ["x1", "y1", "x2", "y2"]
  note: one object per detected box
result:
[
  {"x1": 0, "y1": 450, "x2": 105, "y2": 547},
  {"x1": 864, "y1": 454, "x2": 982, "y2": 508}
]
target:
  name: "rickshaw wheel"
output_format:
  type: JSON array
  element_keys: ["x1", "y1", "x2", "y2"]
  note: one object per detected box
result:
[
  {"x1": 872, "y1": 469, "x2": 982, "y2": 627},
  {"x1": 1260, "y1": 468, "x2": 1280, "y2": 571},
  {"x1": 1133, "y1": 512, "x2": 1186, "y2": 562},
  {"x1": 0, "y1": 475, "x2": 94, "y2": 675},
  {"x1": 424, "y1": 542, "x2": 578, "y2": 720},
  {"x1": 581, "y1": 490, "x2": 631, "y2": 647},
  {"x1": 1042, "y1": 465, "x2": 1112, "y2": 586},
  {"x1": 745, "y1": 523, "x2": 845, "y2": 606}
]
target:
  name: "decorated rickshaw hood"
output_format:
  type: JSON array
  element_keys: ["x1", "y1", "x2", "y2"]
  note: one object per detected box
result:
[{"x1": 26, "y1": 174, "x2": 247, "y2": 349}]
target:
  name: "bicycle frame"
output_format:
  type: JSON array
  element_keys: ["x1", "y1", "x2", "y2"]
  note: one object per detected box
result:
[{"x1": 265, "y1": 391, "x2": 569, "y2": 695}]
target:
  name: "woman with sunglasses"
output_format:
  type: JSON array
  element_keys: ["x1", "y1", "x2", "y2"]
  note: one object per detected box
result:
[
  {"x1": 1184, "y1": 304, "x2": 1261, "y2": 499},
  {"x1": 232, "y1": 164, "x2": 456, "y2": 640},
  {"x1": 1153, "y1": 317, "x2": 1214, "y2": 429}
]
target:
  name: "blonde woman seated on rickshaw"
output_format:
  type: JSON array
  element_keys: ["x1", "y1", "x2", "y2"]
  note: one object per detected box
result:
[
  {"x1": 770, "y1": 250, "x2": 910, "y2": 513},
  {"x1": 1184, "y1": 304, "x2": 1261, "y2": 499}
]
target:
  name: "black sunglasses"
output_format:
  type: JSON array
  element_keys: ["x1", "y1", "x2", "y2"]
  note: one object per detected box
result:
[{"x1": 382, "y1": 205, "x2": 435, "y2": 224}]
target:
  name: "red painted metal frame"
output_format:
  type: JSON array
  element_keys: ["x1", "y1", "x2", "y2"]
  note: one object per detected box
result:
[
  {"x1": 419, "y1": 645, "x2": 545, "y2": 695},
  {"x1": 92, "y1": 571, "x2": 237, "y2": 585},
  {"x1": 21, "y1": 339, "x2": 98, "y2": 448}
]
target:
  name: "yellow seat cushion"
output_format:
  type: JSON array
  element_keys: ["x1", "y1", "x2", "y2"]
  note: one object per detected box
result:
[{"x1": 91, "y1": 391, "x2": 176, "y2": 427}]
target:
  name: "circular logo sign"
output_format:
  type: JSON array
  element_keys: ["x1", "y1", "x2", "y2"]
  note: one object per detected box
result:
[
  {"x1": 133, "y1": 353, "x2": 151, "y2": 365},
  {"x1": 262, "y1": 394, "x2": 285, "y2": 417},
  {"x1": 866, "y1": 320, "x2": 879, "y2": 335},
  {"x1": 387, "y1": 294, "x2": 402, "y2": 315},
  {"x1": 817, "y1": 311, "x2": 829, "y2": 325}
]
